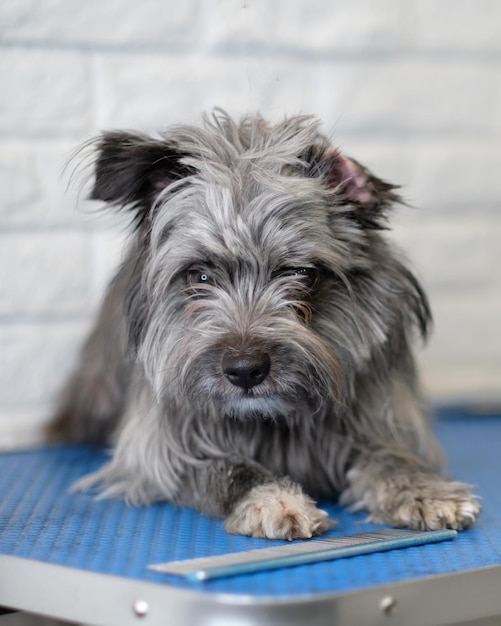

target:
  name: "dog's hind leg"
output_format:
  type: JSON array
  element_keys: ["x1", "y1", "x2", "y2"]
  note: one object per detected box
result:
[{"x1": 47, "y1": 260, "x2": 133, "y2": 444}]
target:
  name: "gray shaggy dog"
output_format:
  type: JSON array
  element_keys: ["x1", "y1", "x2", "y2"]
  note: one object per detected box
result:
[{"x1": 49, "y1": 111, "x2": 479, "y2": 539}]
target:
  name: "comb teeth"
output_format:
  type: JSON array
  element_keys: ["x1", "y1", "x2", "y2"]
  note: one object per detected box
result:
[{"x1": 148, "y1": 529, "x2": 457, "y2": 581}]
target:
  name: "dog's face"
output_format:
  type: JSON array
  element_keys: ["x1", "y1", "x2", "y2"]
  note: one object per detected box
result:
[{"x1": 90, "y1": 114, "x2": 427, "y2": 419}]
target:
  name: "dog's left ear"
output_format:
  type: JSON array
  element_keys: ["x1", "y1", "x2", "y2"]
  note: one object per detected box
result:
[
  {"x1": 307, "y1": 146, "x2": 400, "y2": 229},
  {"x1": 90, "y1": 131, "x2": 192, "y2": 223}
]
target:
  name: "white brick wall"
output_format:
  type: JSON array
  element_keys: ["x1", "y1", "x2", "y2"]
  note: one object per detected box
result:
[{"x1": 1, "y1": 0, "x2": 500, "y2": 447}]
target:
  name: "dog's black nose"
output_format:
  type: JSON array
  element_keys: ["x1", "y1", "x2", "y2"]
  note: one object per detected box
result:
[{"x1": 222, "y1": 353, "x2": 271, "y2": 390}]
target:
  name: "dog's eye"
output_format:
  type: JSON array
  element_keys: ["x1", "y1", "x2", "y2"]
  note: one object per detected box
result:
[
  {"x1": 186, "y1": 269, "x2": 215, "y2": 287},
  {"x1": 279, "y1": 267, "x2": 317, "y2": 289}
]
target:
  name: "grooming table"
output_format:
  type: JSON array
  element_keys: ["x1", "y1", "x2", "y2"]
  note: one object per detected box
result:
[{"x1": 0, "y1": 407, "x2": 500, "y2": 626}]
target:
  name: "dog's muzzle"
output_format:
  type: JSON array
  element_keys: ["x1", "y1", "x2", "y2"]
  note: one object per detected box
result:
[{"x1": 222, "y1": 352, "x2": 270, "y2": 391}]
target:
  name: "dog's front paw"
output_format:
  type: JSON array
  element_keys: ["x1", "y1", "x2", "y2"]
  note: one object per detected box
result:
[
  {"x1": 345, "y1": 470, "x2": 480, "y2": 531},
  {"x1": 401, "y1": 491, "x2": 479, "y2": 531},
  {"x1": 391, "y1": 485, "x2": 480, "y2": 531},
  {"x1": 224, "y1": 481, "x2": 334, "y2": 539}
]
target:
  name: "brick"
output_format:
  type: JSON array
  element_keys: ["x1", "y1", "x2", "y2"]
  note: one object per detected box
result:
[
  {"x1": 0, "y1": 139, "x2": 136, "y2": 229},
  {"x1": 89, "y1": 228, "x2": 128, "y2": 306},
  {"x1": 315, "y1": 59, "x2": 496, "y2": 135},
  {"x1": 412, "y1": 0, "x2": 501, "y2": 52},
  {"x1": 0, "y1": 141, "x2": 95, "y2": 227},
  {"x1": 94, "y1": 54, "x2": 370, "y2": 131},
  {"x1": 0, "y1": 232, "x2": 93, "y2": 315},
  {"x1": 93, "y1": 54, "x2": 297, "y2": 129},
  {"x1": 419, "y1": 360, "x2": 501, "y2": 400},
  {"x1": 0, "y1": 0, "x2": 197, "y2": 49},
  {"x1": 494, "y1": 71, "x2": 501, "y2": 133},
  {"x1": 203, "y1": 0, "x2": 401, "y2": 53},
  {"x1": 405, "y1": 139, "x2": 501, "y2": 214},
  {"x1": 256, "y1": 60, "x2": 342, "y2": 126},
  {"x1": 423, "y1": 288, "x2": 501, "y2": 362},
  {"x1": 0, "y1": 409, "x2": 49, "y2": 449},
  {"x1": 0, "y1": 49, "x2": 91, "y2": 138},
  {"x1": 417, "y1": 285, "x2": 501, "y2": 398},
  {"x1": 0, "y1": 321, "x2": 87, "y2": 410},
  {"x1": 94, "y1": 53, "x2": 496, "y2": 136},
  {"x1": 93, "y1": 54, "x2": 199, "y2": 130},
  {"x1": 0, "y1": 145, "x2": 38, "y2": 223},
  {"x1": 391, "y1": 214, "x2": 501, "y2": 291}
]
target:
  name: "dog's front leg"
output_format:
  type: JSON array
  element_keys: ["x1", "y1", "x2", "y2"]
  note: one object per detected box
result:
[
  {"x1": 341, "y1": 449, "x2": 480, "y2": 530},
  {"x1": 181, "y1": 459, "x2": 333, "y2": 540},
  {"x1": 222, "y1": 471, "x2": 333, "y2": 539},
  {"x1": 83, "y1": 438, "x2": 333, "y2": 539}
]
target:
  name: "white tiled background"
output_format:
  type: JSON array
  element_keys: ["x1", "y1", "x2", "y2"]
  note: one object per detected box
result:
[{"x1": 1, "y1": 0, "x2": 500, "y2": 447}]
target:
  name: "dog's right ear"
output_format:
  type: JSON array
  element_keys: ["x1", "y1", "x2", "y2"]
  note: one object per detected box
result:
[{"x1": 90, "y1": 131, "x2": 192, "y2": 222}]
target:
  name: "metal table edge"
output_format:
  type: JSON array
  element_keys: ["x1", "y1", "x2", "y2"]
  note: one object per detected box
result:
[{"x1": 1, "y1": 553, "x2": 501, "y2": 626}]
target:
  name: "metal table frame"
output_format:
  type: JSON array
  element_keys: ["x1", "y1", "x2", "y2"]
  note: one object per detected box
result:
[{"x1": 1, "y1": 554, "x2": 501, "y2": 625}]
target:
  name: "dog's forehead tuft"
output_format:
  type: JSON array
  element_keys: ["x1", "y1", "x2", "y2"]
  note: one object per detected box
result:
[
  {"x1": 162, "y1": 111, "x2": 325, "y2": 172},
  {"x1": 161, "y1": 177, "x2": 345, "y2": 273},
  {"x1": 149, "y1": 114, "x2": 363, "y2": 272}
]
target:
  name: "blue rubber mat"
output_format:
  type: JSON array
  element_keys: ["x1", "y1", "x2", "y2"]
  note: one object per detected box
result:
[{"x1": 0, "y1": 408, "x2": 500, "y2": 597}]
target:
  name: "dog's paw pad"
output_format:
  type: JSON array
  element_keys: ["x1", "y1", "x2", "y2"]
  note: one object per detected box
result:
[{"x1": 224, "y1": 482, "x2": 334, "y2": 539}]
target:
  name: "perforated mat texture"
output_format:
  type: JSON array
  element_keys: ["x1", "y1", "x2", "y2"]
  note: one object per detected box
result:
[{"x1": 0, "y1": 407, "x2": 500, "y2": 597}]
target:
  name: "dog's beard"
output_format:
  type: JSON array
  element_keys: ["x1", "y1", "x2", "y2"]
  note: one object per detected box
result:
[
  {"x1": 220, "y1": 395, "x2": 295, "y2": 421},
  {"x1": 186, "y1": 382, "x2": 322, "y2": 423},
  {"x1": 141, "y1": 328, "x2": 340, "y2": 422}
]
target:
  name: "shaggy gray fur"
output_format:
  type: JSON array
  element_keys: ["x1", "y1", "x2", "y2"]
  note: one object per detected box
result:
[{"x1": 49, "y1": 111, "x2": 479, "y2": 539}]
